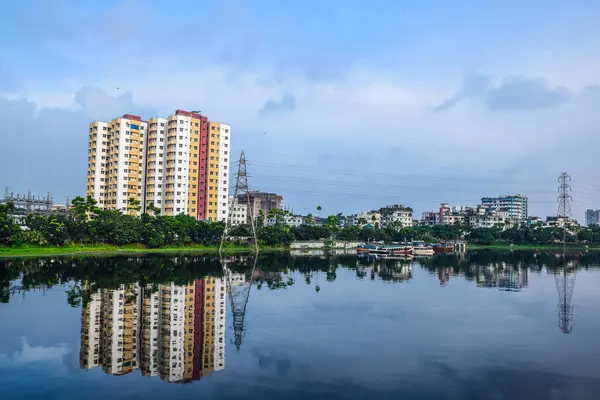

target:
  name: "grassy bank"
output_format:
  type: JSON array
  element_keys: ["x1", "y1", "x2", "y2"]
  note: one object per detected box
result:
[
  {"x1": 468, "y1": 244, "x2": 600, "y2": 251},
  {"x1": 0, "y1": 244, "x2": 287, "y2": 258}
]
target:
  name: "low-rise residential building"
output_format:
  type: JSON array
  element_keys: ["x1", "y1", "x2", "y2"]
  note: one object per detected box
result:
[
  {"x1": 379, "y1": 204, "x2": 413, "y2": 228},
  {"x1": 239, "y1": 191, "x2": 283, "y2": 220},
  {"x1": 347, "y1": 211, "x2": 382, "y2": 228},
  {"x1": 228, "y1": 196, "x2": 248, "y2": 226},
  {"x1": 421, "y1": 211, "x2": 439, "y2": 226},
  {"x1": 266, "y1": 214, "x2": 304, "y2": 227},
  {"x1": 466, "y1": 206, "x2": 515, "y2": 229},
  {"x1": 544, "y1": 216, "x2": 579, "y2": 229}
]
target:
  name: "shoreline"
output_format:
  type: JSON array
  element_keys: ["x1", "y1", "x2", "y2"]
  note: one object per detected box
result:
[
  {"x1": 0, "y1": 244, "x2": 288, "y2": 258},
  {"x1": 2, "y1": 243, "x2": 600, "y2": 258},
  {"x1": 467, "y1": 244, "x2": 600, "y2": 251}
]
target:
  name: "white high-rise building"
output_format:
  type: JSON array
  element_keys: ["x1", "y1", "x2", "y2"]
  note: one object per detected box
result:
[
  {"x1": 89, "y1": 114, "x2": 149, "y2": 215},
  {"x1": 206, "y1": 122, "x2": 231, "y2": 222},
  {"x1": 86, "y1": 121, "x2": 109, "y2": 207},
  {"x1": 145, "y1": 117, "x2": 168, "y2": 214}
]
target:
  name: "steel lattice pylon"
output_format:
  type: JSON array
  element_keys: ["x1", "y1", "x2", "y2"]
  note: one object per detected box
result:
[
  {"x1": 555, "y1": 172, "x2": 576, "y2": 334},
  {"x1": 223, "y1": 256, "x2": 258, "y2": 351},
  {"x1": 220, "y1": 150, "x2": 259, "y2": 254}
]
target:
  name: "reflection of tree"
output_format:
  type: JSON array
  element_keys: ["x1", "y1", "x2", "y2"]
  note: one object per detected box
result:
[{"x1": 0, "y1": 251, "x2": 597, "y2": 304}]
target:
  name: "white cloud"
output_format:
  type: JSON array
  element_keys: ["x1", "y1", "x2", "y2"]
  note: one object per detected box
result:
[
  {"x1": 0, "y1": 337, "x2": 71, "y2": 366},
  {"x1": 1, "y1": 45, "x2": 600, "y2": 217}
]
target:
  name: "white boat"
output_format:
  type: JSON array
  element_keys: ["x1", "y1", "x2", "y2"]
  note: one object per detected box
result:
[{"x1": 412, "y1": 241, "x2": 434, "y2": 256}]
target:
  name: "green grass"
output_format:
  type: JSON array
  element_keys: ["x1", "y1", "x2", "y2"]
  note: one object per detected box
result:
[
  {"x1": 0, "y1": 243, "x2": 287, "y2": 258},
  {"x1": 468, "y1": 244, "x2": 600, "y2": 251}
]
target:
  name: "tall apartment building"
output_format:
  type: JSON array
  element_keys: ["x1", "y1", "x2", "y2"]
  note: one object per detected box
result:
[
  {"x1": 205, "y1": 122, "x2": 231, "y2": 222},
  {"x1": 481, "y1": 195, "x2": 528, "y2": 222},
  {"x1": 87, "y1": 111, "x2": 230, "y2": 221},
  {"x1": 86, "y1": 122, "x2": 109, "y2": 206},
  {"x1": 87, "y1": 115, "x2": 148, "y2": 213}
]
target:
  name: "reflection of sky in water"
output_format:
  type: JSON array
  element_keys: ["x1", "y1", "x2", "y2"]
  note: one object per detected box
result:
[
  {"x1": 0, "y1": 337, "x2": 70, "y2": 367},
  {"x1": 0, "y1": 261, "x2": 600, "y2": 399}
]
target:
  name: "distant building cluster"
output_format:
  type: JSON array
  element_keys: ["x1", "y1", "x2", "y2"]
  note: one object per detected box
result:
[
  {"x1": 419, "y1": 195, "x2": 529, "y2": 229},
  {"x1": 341, "y1": 204, "x2": 414, "y2": 229},
  {"x1": 86, "y1": 110, "x2": 230, "y2": 221}
]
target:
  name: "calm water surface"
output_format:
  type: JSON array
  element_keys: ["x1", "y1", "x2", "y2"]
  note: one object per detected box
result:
[{"x1": 1, "y1": 251, "x2": 600, "y2": 400}]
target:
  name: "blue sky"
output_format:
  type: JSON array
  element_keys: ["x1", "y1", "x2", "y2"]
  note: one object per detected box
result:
[{"x1": 1, "y1": 0, "x2": 600, "y2": 218}]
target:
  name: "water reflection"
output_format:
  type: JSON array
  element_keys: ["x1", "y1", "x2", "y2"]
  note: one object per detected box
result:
[
  {"x1": 555, "y1": 260, "x2": 577, "y2": 334},
  {"x1": 79, "y1": 277, "x2": 229, "y2": 382},
  {"x1": 1, "y1": 250, "x2": 598, "y2": 355},
  {"x1": 2, "y1": 251, "x2": 600, "y2": 398}
]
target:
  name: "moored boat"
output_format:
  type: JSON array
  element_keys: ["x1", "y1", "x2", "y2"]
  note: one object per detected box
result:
[
  {"x1": 412, "y1": 241, "x2": 434, "y2": 256},
  {"x1": 357, "y1": 244, "x2": 413, "y2": 255}
]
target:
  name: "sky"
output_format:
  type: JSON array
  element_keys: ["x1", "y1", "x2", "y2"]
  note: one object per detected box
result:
[{"x1": 1, "y1": 0, "x2": 600, "y2": 219}]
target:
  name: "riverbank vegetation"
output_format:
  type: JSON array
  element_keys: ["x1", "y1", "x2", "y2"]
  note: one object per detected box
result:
[{"x1": 3, "y1": 196, "x2": 600, "y2": 256}]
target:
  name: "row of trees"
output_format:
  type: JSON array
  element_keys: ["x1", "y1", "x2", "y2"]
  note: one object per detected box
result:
[{"x1": 2, "y1": 196, "x2": 600, "y2": 247}]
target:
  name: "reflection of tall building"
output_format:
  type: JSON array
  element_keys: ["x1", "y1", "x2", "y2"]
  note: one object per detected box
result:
[
  {"x1": 438, "y1": 268, "x2": 452, "y2": 286},
  {"x1": 476, "y1": 264, "x2": 528, "y2": 291},
  {"x1": 140, "y1": 287, "x2": 160, "y2": 377},
  {"x1": 80, "y1": 290, "x2": 102, "y2": 369},
  {"x1": 99, "y1": 284, "x2": 140, "y2": 376},
  {"x1": 202, "y1": 277, "x2": 226, "y2": 375},
  {"x1": 80, "y1": 279, "x2": 226, "y2": 383}
]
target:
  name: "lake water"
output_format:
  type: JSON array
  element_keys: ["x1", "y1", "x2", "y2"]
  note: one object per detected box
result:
[{"x1": 1, "y1": 251, "x2": 600, "y2": 400}]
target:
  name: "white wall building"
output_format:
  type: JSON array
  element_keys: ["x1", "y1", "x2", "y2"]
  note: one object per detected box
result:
[
  {"x1": 216, "y1": 124, "x2": 231, "y2": 223},
  {"x1": 380, "y1": 206, "x2": 413, "y2": 227},
  {"x1": 266, "y1": 214, "x2": 304, "y2": 227},
  {"x1": 90, "y1": 115, "x2": 148, "y2": 214},
  {"x1": 86, "y1": 121, "x2": 109, "y2": 208},
  {"x1": 481, "y1": 195, "x2": 528, "y2": 222},
  {"x1": 228, "y1": 196, "x2": 248, "y2": 226},
  {"x1": 145, "y1": 117, "x2": 167, "y2": 214},
  {"x1": 348, "y1": 211, "x2": 382, "y2": 227}
]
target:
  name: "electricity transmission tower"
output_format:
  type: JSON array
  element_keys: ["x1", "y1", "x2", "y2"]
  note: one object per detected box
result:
[
  {"x1": 220, "y1": 151, "x2": 259, "y2": 254},
  {"x1": 223, "y1": 256, "x2": 258, "y2": 351},
  {"x1": 557, "y1": 172, "x2": 572, "y2": 245},
  {"x1": 555, "y1": 172, "x2": 576, "y2": 334}
]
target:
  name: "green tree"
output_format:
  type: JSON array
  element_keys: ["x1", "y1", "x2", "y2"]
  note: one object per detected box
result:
[
  {"x1": 0, "y1": 202, "x2": 21, "y2": 245},
  {"x1": 305, "y1": 213, "x2": 314, "y2": 225},
  {"x1": 126, "y1": 198, "x2": 141, "y2": 214}
]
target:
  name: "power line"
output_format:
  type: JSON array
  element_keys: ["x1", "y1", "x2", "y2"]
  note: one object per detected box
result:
[
  {"x1": 249, "y1": 173, "x2": 559, "y2": 194},
  {"x1": 254, "y1": 185, "x2": 560, "y2": 204},
  {"x1": 248, "y1": 160, "x2": 530, "y2": 184}
]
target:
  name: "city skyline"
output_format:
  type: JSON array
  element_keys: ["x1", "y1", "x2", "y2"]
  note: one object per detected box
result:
[{"x1": 2, "y1": 1, "x2": 600, "y2": 219}]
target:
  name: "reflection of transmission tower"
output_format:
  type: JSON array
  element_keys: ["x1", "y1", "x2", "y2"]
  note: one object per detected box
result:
[
  {"x1": 555, "y1": 172, "x2": 576, "y2": 334},
  {"x1": 220, "y1": 150, "x2": 259, "y2": 254},
  {"x1": 555, "y1": 265, "x2": 576, "y2": 334},
  {"x1": 223, "y1": 256, "x2": 258, "y2": 351}
]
